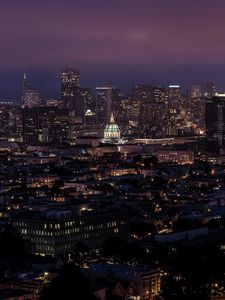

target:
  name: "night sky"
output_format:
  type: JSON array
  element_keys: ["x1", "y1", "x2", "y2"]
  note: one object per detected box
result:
[{"x1": 1, "y1": 0, "x2": 225, "y2": 99}]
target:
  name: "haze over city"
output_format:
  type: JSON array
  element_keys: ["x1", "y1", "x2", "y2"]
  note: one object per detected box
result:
[{"x1": 1, "y1": 0, "x2": 225, "y2": 98}]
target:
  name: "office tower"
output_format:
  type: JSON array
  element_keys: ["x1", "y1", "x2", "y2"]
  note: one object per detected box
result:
[
  {"x1": 22, "y1": 73, "x2": 29, "y2": 93},
  {"x1": 7, "y1": 107, "x2": 23, "y2": 142},
  {"x1": 96, "y1": 86, "x2": 112, "y2": 125},
  {"x1": 22, "y1": 90, "x2": 40, "y2": 108},
  {"x1": 188, "y1": 85, "x2": 202, "y2": 98},
  {"x1": 167, "y1": 85, "x2": 190, "y2": 137},
  {"x1": 204, "y1": 81, "x2": 216, "y2": 98},
  {"x1": 22, "y1": 107, "x2": 69, "y2": 144},
  {"x1": 12, "y1": 209, "x2": 129, "y2": 256},
  {"x1": 61, "y1": 68, "x2": 80, "y2": 109},
  {"x1": 168, "y1": 85, "x2": 181, "y2": 99},
  {"x1": 186, "y1": 85, "x2": 204, "y2": 133},
  {"x1": 0, "y1": 105, "x2": 10, "y2": 140},
  {"x1": 205, "y1": 94, "x2": 225, "y2": 151},
  {"x1": 69, "y1": 90, "x2": 84, "y2": 120},
  {"x1": 21, "y1": 73, "x2": 29, "y2": 106},
  {"x1": 153, "y1": 86, "x2": 168, "y2": 103},
  {"x1": 81, "y1": 88, "x2": 96, "y2": 125},
  {"x1": 129, "y1": 84, "x2": 170, "y2": 138},
  {"x1": 21, "y1": 73, "x2": 40, "y2": 108},
  {"x1": 0, "y1": 105, "x2": 22, "y2": 142}
]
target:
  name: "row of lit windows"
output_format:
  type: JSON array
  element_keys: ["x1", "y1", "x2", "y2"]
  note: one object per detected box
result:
[
  {"x1": 15, "y1": 219, "x2": 126, "y2": 234},
  {"x1": 107, "y1": 221, "x2": 117, "y2": 228},
  {"x1": 21, "y1": 224, "x2": 110, "y2": 237}
]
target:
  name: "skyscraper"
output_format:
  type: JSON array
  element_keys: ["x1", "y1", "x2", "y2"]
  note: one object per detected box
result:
[
  {"x1": 96, "y1": 86, "x2": 112, "y2": 125},
  {"x1": 205, "y1": 94, "x2": 225, "y2": 151},
  {"x1": 61, "y1": 68, "x2": 80, "y2": 109},
  {"x1": 167, "y1": 85, "x2": 184, "y2": 136},
  {"x1": 187, "y1": 85, "x2": 204, "y2": 132},
  {"x1": 22, "y1": 107, "x2": 69, "y2": 144},
  {"x1": 22, "y1": 90, "x2": 40, "y2": 108},
  {"x1": 168, "y1": 85, "x2": 181, "y2": 99},
  {"x1": 188, "y1": 85, "x2": 202, "y2": 98},
  {"x1": 21, "y1": 73, "x2": 29, "y2": 106},
  {"x1": 21, "y1": 73, "x2": 40, "y2": 108},
  {"x1": 204, "y1": 81, "x2": 216, "y2": 98},
  {"x1": 22, "y1": 73, "x2": 29, "y2": 93},
  {"x1": 82, "y1": 88, "x2": 96, "y2": 125}
]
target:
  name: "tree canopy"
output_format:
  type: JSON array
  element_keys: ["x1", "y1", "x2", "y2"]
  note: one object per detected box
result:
[{"x1": 41, "y1": 264, "x2": 97, "y2": 300}]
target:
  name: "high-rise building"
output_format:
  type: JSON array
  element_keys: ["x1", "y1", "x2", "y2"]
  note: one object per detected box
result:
[
  {"x1": 69, "y1": 90, "x2": 84, "y2": 120},
  {"x1": 21, "y1": 73, "x2": 29, "y2": 107},
  {"x1": 130, "y1": 84, "x2": 152, "y2": 135},
  {"x1": 167, "y1": 85, "x2": 186, "y2": 136},
  {"x1": 204, "y1": 81, "x2": 216, "y2": 98},
  {"x1": 168, "y1": 85, "x2": 181, "y2": 99},
  {"x1": 187, "y1": 85, "x2": 204, "y2": 132},
  {"x1": 96, "y1": 86, "x2": 112, "y2": 125},
  {"x1": 81, "y1": 88, "x2": 96, "y2": 125},
  {"x1": 21, "y1": 73, "x2": 40, "y2": 108},
  {"x1": 22, "y1": 107, "x2": 69, "y2": 144},
  {"x1": 0, "y1": 105, "x2": 10, "y2": 140},
  {"x1": 129, "y1": 84, "x2": 170, "y2": 138},
  {"x1": 61, "y1": 68, "x2": 80, "y2": 109},
  {"x1": 188, "y1": 85, "x2": 202, "y2": 98},
  {"x1": 22, "y1": 90, "x2": 40, "y2": 108},
  {"x1": 205, "y1": 94, "x2": 225, "y2": 151},
  {"x1": 22, "y1": 73, "x2": 29, "y2": 93}
]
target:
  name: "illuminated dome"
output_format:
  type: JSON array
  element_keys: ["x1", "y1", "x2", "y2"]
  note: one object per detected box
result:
[
  {"x1": 104, "y1": 113, "x2": 121, "y2": 141},
  {"x1": 85, "y1": 109, "x2": 94, "y2": 116}
]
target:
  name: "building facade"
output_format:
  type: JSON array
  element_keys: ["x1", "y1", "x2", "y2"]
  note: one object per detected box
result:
[
  {"x1": 61, "y1": 68, "x2": 80, "y2": 109},
  {"x1": 12, "y1": 210, "x2": 129, "y2": 257},
  {"x1": 22, "y1": 107, "x2": 69, "y2": 144},
  {"x1": 96, "y1": 86, "x2": 112, "y2": 125},
  {"x1": 205, "y1": 95, "x2": 225, "y2": 151}
]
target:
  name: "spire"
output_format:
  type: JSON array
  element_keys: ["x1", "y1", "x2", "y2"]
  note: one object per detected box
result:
[
  {"x1": 23, "y1": 72, "x2": 29, "y2": 91},
  {"x1": 109, "y1": 112, "x2": 115, "y2": 123}
]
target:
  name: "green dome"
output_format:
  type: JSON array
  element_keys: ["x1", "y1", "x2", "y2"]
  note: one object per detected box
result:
[{"x1": 104, "y1": 113, "x2": 121, "y2": 140}]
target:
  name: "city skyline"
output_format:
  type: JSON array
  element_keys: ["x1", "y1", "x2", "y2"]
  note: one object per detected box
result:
[
  {"x1": 1, "y1": 0, "x2": 225, "y2": 98},
  {"x1": 2, "y1": 2, "x2": 225, "y2": 298},
  {"x1": 0, "y1": 69, "x2": 220, "y2": 101}
]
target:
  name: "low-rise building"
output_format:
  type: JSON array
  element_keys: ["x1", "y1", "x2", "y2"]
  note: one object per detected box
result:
[
  {"x1": 156, "y1": 151, "x2": 194, "y2": 164},
  {"x1": 87, "y1": 263, "x2": 161, "y2": 300}
]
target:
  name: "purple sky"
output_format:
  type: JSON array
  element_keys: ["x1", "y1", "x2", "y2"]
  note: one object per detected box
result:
[{"x1": 1, "y1": 0, "x2": 225, "y2": 99}]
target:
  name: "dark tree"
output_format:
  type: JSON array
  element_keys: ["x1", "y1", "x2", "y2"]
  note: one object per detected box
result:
[
  {"x1": 41, "y1": 264, "x2": 97, "y2": 300},
  {"x1": 0, "y1": 225, "x2": 26, "y2": 266}
]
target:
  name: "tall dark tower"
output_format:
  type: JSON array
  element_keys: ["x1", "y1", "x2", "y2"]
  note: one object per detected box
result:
[
  {"x1": 205, "y1": 94, "x2": 225, "y2": 152},
  {"x1": 96, "y1": 85, "x2": 112, "y2": 125},
  {"x1": 21, "y1": 73, "x2": 40, "y2": 108},
  {"x1": 21, "y1": 73, "x2": 29, "y2": 106},
  {"x1": 204, "y1": 81, "x2": 216, "y2": 99},
  {"x1": 61, "y1": 68, "x2": 80, "y2": 109},
  {"x1": 23, "y1": 73, "x2": 29, "y2": 90}
]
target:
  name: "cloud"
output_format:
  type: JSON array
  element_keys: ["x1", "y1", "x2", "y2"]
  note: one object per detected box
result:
[{"x1": 1, "y1": 0, "x2": 225, "y2": 97}]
